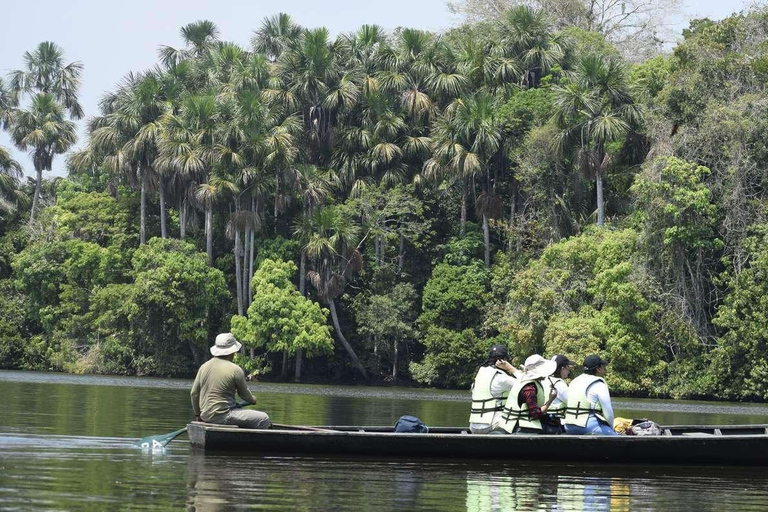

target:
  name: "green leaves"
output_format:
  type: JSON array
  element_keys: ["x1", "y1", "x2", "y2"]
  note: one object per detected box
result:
[{"x1": 232, "y1": 259, "x2": 332, "y2": 358}]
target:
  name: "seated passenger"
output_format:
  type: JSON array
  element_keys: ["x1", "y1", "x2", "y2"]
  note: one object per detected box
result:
[
  {"x1": 563, "y1": 355, "x2": 618, "y2": 436},
  {"x1": 469, "y1": 344, "x2": 518, "y2": 434},
  {"x1": 542, "y1": 354, "x2": 575, "y2": 433},
  {"x1": 499, "y1": 354, "x2": 558, "y2": 434}
]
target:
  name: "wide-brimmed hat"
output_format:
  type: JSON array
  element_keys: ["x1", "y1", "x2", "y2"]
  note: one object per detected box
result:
[
  {"x1": 210, "y1": 333, "x2": 242, "y2": 357},
  {"x1": 521, "y1": 354, "x2": 558, "y2": 380}
]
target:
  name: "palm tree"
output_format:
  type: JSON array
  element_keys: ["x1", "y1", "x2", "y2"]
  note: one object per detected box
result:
[
  {"x1": 9, "y1": 42, "x2": 83, "y2": 118},
  {"x1": 0, "y1": 146, "x2": 25, "y2": 218},
  {"x1": 89, "y1": 72, "x2": 165, "y2": 242},
  {"x1": 424, "y1": 94, "x2": 502, "y2": 265},
  {"x1": 9, "y1": 94, "x2": 77, "y2": 221},
  {"x1": 290, "y1": 164, "x2": 336, "y2": 381},
  {"x1": 7, "y1": 42, "x2": 82, "y2": 221},
  {"x1": 251, "y1": 13, "x2": 302, "y2": 62},
  {"x1": 159, "y1": 20, "x2": 220, "y2": 67},
  {"x1": 304, "y1": 205, "x2": 368, "y2": 379},
  {"x1": 494, "y1": 6, "x2": 566, "y2": 88},
  {"x1": 553, "y1": 54, "x2": 640, "y2": 226}
]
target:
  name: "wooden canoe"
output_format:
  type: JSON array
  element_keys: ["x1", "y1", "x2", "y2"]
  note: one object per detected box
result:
[{"x1": 187, "y1": 422, "x2": 768, "y2": 465}]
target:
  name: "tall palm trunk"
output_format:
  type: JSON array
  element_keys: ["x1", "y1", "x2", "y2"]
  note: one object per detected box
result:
[
  {"x1": 596, "y1": 169, "x2": 605, "y2": 226},
  {"x1": 274, "y1": 172, "x2": 280, "y2": 233},
  {"x1": 179, "y1": 196, "x2": 186, "y2": 239},
  {"x1": 398, "y1": 232, "x2": 405, "y2": 272},
  {"x1": 482, "y1": 213, "x2": 490, "y2": 267},
  {"x1": 29, "y1": 165, "x2": 43, "y2": 222},
  {"x1": 205, "y1": 206, "x2": 213, "y2": 264},
  {"x1": 460, "y1": 178, "x2": 467, "y2": 236},
  {"x1": 234, "y1": 228, "x2": 244, "y2": 316},
  {"x1": 248, "y1": 196, "x2": 256, "y2": 305},
  {"x1": 243, "y1": 225, "x2": 251, "y2": 305},
  {"x1": 328, "y1": 298, "x2": 367, "y2": 379},
  {"x1": 159, "y1": 176, "x2": 167, "y2": 239},
  {"x1": 140, "y1": 171, "x2": 147, "y2": 245}
]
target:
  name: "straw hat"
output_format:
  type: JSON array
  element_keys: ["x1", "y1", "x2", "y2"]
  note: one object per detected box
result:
[
  {"x1": 210, "y1": 333, "x2": 242, "y2": 357},
  {"x1": 520, "y1": 354, "x2": 557, "y2": 380}
]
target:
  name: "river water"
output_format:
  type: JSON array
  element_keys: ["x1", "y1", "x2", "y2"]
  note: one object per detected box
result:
[{"x1": 1, "y1": 370, "x2": 768, "y2": 511}]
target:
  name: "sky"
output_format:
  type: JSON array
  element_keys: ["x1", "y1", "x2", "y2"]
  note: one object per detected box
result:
[{"x1": 0, "y1": 0, "x2": 751, "y2": 177}]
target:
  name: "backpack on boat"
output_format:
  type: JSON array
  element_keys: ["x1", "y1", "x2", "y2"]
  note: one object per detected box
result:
[
  {"x1": 394, "y1": 415, "x2": 429, "y2": 433},
  {"x1": 629, "y1": 419, "x2": 662, "y2": 436}
]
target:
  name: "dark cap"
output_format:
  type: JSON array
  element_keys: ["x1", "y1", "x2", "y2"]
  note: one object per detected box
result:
[
  {"x1": 552, "y1": 355, "x2": 575, "y2": 368},
  {"x1": 583, "y1": 354, "x2": 608, "y2": 371},
  {"x1": 489, "y1": 344, "x2": 509, "y2": 359}
]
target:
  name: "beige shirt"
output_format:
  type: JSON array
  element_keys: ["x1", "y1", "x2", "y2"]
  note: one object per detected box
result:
[{"x1": 190, "y1": 357, "x2": 256, "y2": 423}]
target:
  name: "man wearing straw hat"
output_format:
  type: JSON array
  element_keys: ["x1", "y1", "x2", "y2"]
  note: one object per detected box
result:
[{"x1": 190, "y1": 333, "x2": 270, "y2": 429}]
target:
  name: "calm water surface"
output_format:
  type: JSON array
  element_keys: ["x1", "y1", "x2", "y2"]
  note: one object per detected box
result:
[{"x1": 1, "y1": 370, "x2": 768, "y2": 511}]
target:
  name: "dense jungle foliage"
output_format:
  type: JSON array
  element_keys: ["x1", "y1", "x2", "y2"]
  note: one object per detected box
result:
[{"x1": 3, "y1": 6, "x2": 768, "y2": 400}]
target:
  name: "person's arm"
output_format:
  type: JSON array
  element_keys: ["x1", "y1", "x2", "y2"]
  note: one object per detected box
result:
[
  {"x1": 554, "y1": 379, "x2": 569, "y2": 403},
  {"x1": 491, "y1": 372, "x2": 517, "y2": 396},
  {"x1": 594, "y1": 382, "x2": 614, "y2": 425},
  {"x1": 234, "y1": 367, "x2": 256, "y2": 404},
  {"x1": 190, "y1": 374, "x2": 201, "y2": 421},
  {"x1": 521, "y1": 383, "x2": 556, "y2": 420}
]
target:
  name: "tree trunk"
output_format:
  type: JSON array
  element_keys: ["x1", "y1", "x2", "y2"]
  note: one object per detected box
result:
[
  {"x1": 29, "y1": 166, "x2": 43, "y2": 222},
  {"x1": 299, "y1": 252, "x2": 306, "y2": 295},
  {"x1": 483, "y1": 213, "x2": 490, "y2": 267},
  {"x1": 140, "y1": 171, "x2": 147, "y2": 245},
  {"x1": 596, "y1": 170, "x2": 605, "y2": 226},
  {"x1": 392, "y1": 339, "x2": 398, "y2": 381},
  {"x1": 294, "y1": 349, "x2": 303, "y2": 382},
  {"x1": 460, "y1": 179, "x2": 467, "y2": 236},
  {"x1": 234, "y1": 228, "x2": 244, "y2": 316},
  {"x1": 281, "y1": 349, "x2": 289, "y2": 379},
  {"x1": 243, "y1": 225, "x2": 251, "y2": 306},
  {"x1": 398, "y1": 232, "x2": 405, "y2": 272},
  {"x1": 188, "y1": 339, "x2": 201, "y2": 368},
  {"x1": 508, "y1": 177, "x2": 517, "y2": 252},
  {"x1": 159, "y1": 176, "x2": 167, "y2": 239},
  {"x1": 205, "y1": 207, "x2": 213, "y2": 265},
  {"x1": 274, "y1": 172, "x2": 280, "y2": 234},
  {"x1": 248, "y1": 195, "x2": 256, "y2": 305},
  {"x1": 328, "y1": 298, "x2": 367, "y2": 379},
  {"x1": 180, "y1": 196, "x2": 186, "y2": 239}
]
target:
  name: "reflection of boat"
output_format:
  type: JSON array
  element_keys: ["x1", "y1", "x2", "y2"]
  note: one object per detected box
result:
[{"x1": 187, "y1": 422, "x2": 768, "y2": 465}]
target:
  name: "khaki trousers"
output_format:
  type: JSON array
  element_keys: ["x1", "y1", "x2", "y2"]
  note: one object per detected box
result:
[{"x1": 224, "y1": 408, "x2": 270, "y2": 429}]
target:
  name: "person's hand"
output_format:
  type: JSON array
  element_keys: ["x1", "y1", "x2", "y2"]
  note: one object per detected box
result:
[
  {"x1": 495, "y1": 359, "x2": 515, "y2": 373},
  {"x1": 547, "y1": 387, "x2": 558, "y2": 404}
]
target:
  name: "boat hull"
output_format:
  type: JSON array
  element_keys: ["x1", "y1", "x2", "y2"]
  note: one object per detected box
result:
[{"x1": 187, "y1": 422, "x2": 768, "y2": 465}]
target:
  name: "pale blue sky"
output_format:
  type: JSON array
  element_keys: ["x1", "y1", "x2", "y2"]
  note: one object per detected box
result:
[{"x1": 0, "y1": 0, "x2": 748, "y2": 177}]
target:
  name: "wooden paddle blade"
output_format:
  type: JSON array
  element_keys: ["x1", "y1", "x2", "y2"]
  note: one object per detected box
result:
[{"x1": 136, "y1": 427, "x2": 188, "y2": 449}]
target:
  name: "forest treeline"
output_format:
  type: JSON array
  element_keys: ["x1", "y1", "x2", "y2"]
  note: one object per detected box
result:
[{"x1": 2, "y1": 6, "x2": 768, "y2": 400}]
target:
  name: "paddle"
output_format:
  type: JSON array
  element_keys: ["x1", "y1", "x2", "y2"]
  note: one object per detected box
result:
[{"x1": 137, "y1": 427, "x2": 187, "y2": 450}]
